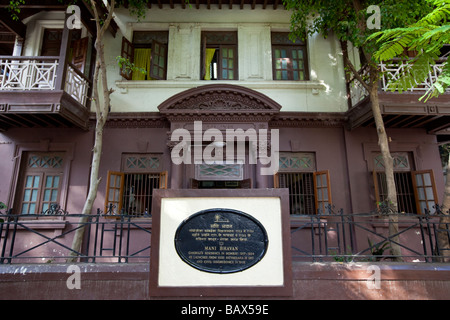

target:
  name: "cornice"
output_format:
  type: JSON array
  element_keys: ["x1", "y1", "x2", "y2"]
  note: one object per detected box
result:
[
  {"x1": 90, "y1": 112, "x2": 170, "y2": 129},
  {"x1": 90, "y1": 111, "x2": 348, "y2": 129},
  {"x1": 269, "y1": 112, "x2": 347, "y2": 128}
]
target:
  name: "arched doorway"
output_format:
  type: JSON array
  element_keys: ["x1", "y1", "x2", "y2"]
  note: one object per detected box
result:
[{"x1": 158, "y1": 84, "x2": 282, "y2": 189}]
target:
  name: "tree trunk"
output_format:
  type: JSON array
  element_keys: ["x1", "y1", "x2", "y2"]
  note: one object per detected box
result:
[
  {"x1": 368, "y1": 82, "x2": 403, "y2": 261},
  {"x1": 67, "y1": 122, "x2": 104, "y2": 262},
  {"x1": 437, "y1": 154, "x2": 450, "y2": 262},
  {"x1": 66, "y1": 1, "x2": 113, "y2": 261}
]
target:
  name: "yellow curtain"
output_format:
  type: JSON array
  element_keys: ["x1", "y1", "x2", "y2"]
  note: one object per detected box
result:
[
  {"x1": 204, "y1": 48, "x2": 216, "y2": 80},
  {"x1": 132, "y1": 48, "x2": 152, "y2": 80}
]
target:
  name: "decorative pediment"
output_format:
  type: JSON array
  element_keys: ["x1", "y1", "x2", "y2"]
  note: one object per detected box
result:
[{"x1": 158, "y1": 84, "x2": 281, "y2": 120}]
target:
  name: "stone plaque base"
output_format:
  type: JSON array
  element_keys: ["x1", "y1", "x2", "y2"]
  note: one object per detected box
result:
[{"x1": 149, "y1": 189, "x2": 292, "y2": 297}]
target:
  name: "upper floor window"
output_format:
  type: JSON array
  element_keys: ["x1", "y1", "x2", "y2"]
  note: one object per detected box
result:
[
  {"x1": 271, "y1": 32, "x2": 308, "y2": 81},
  {"x1": 120, "y1": 31, "x2": 168, "y2": 80},
  {"x1": 201, "y1": 31, "x2": 238, "y2": 80}
]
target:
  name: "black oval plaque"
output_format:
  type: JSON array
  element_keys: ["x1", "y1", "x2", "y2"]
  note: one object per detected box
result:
[{"x1": 174, "y1": 208, "x2": 268, "y2": 274}]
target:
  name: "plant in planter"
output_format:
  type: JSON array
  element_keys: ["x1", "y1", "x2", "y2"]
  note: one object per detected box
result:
[{"x1": 368, "y1": 238, "x2": 392, "y2": 261}]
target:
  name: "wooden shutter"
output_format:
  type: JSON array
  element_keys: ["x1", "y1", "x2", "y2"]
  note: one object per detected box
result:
[
  {"x1": 219, "y1": 45, "x2": 237, "y2": 80},
  {"x1": 149, "y1": 40, "x2": 167, "y2": 80},
  {"x1": 314, "y1": 171, "x2": 332, "y2": 214},
  {"x1": 412, "y1": 170, "x2": 438, "y2": 214},
  {"x1": 159, "y1": 171, "x2": 168, "y2": 189},
  {"x1": 71, "y1": 37, "x2": 88, "y2": 73},
  {"x1": 120, "y1": 37, "x2": 134, "y2": 80},
  {"x1": 105, "y1": 171, "x2": 124, "y2": 214},
  {"x1": 273, "y1": 172, "x2": 280, "y2": 188},
  {"x1": 373, "y1": 170, "x2": 382, "y2": 207},
  {"x1": 201, "y1": 33, "x2": 207, "y2": 80}
]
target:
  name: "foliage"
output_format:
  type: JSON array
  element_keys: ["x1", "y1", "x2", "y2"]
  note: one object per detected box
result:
[
  {"x1": 330, "y1": 246, "x2": 354, "y2": 262},
  {"x1": 7, "y1": 0, "x2": 25, "y2": 20},
  {"x1": 368, "y1": 238, "x2": 391, "y2": 261},
  {"x1": 116, "y1": 56, "x2": 147, "y2": 76},
  {"x1": 440, "y1": 144, "x2": 450, "y2": 168},
  {"x1": 369, "y1": 0, "x2": 450, "y2": 100},
  {"x1": 117, "y1": 0, "x2": 149, "y2": 20},
  {"x1": 282, "y1": 0, "x2": 432, "y2": 62},
  {"x1": 0, "y1": 201, "x2": 6, "y2": 222},
  {"x1": 8, "y1": 0, "x2": 150, "y2": 21}
]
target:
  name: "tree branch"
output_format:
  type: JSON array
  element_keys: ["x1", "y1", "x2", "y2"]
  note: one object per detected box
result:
[{"x1": 344, "y1": 53, "x2": 371, "y2": 92}]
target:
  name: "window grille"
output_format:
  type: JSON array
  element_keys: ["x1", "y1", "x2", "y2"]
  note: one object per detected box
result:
[
  {"x1": 279, "y1": 152, "x2": 315, "y2": 172},
  {"x1": 105, "y1": 170, "x2": 167, "y2": 216},
  {"x1": 122, "y1": 173, "x2": 161, "y2": 216},
  {"x1": 373, "y1": 152, "x2": 411, "y2": 171},
  {"x1": 374, "y1": 171, "x2": 416, "y2": 213},
  {"x1": 196, "y1": 162, "x2": 243, "y2": 181},
  {"x1": 277, "y1": 172, "x2": 315, "y2": 214},
  {"x1": 121, "y1": 154, "x2": 161, "y2": 172}
]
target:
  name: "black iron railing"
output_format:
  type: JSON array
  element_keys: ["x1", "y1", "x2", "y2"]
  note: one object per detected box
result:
[
  {"x1": 290, "y1": 205, "x2": 450, "y2": 263},
  {"x1": 0, "y1": 208, "x2": 152, "y2": 264},
  {"x1": 0, "y1": 205, "x2": 449, "y2": 264}
]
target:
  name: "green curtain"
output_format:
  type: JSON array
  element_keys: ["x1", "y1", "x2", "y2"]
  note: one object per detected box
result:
[
  {"x1": 132, "y1": 48, "x2": 152, "y2": 80},
  {"x1": 204, "y1": 48, "x2": 216, "y2": 80}
]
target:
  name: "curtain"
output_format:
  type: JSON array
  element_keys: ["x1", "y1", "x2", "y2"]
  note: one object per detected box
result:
[
  {"x1": 132, "y1": 48, "x2": 152, "y2": 80},
  {"x1": 204, "y1": 48, "x2": 216, "y2": 80}
]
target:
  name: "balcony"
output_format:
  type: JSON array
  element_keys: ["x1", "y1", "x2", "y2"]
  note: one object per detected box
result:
[
  {"x1": 0, "y1": 56, "x2": 91, "y2": 131},
  {"x1": 347, "y1": 60, "x2": 450, "y2": 139}
]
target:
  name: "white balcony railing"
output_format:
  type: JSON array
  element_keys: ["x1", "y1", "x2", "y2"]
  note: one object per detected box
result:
[
  {"x1": 0, "y1": 56, "x2": 59, "y2": 90},
  {"x1": 0, "y1": 56, "x2": 90, "y2": 107},
  {"x1": 65, "y1": 63, "x2": 90, "y2": 106},
  {"x1": 348, "y1": 60, "x2": 449, "y2": 107},
  {"x1": 380, "y1": 60, "x2": 449, "y2": 92}
]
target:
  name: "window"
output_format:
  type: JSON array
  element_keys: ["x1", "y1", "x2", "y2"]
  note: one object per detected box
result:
[
  {"x1": 412, "y1": 170, "x2": 439, "y2": 214},
  {"x1": 274, "y1": 153, "x2": 331, "y2": 215},
  {"x1": 104, "y1": 154, "x2": 167, "y2": 216},
  {"x1": 271, "y1": 32, "x2": 308, "y2": 81},
  {"x1": 16, "y1": 152, "x2": 65, "y2": 214},
  {"x1": 201, "y1": 31, "x2": 238, "y2": 80},
  {"x1": 120, "y1": 31, "x2": 168, "y2": 80},
  {"x1": 191, "y1": 161, "x2": 250, "y2": 189},
  {"x1": 195, "y1": 161, "x2": 243, "y2": 181},
  {"x1": 372, "y1": 153, "x2": 438, "y2": 214}
]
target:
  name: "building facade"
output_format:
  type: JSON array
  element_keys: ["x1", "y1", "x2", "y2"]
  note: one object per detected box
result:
[{"x1": 0, "y1": 0, "x2": 449, "y2": 276}]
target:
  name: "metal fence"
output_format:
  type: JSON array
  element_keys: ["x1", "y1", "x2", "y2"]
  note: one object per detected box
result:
[
  {"x1": 0, "y1": 208, "x2": 152, "y2": 264},
  {"x1": 1, "y1": 205, "x2": 449, "y2": 264},
  {"x1": 291, "y1": 206, "x2": 450, "y2": 263}
]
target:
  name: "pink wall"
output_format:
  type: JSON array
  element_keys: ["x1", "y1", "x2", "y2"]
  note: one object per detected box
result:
[
  {"x1": 0, "y1": 128, "x2": 93, "y2": 213},
  {"x1": 0, "y1": 124, "x2": 445, "y2": 216}
]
